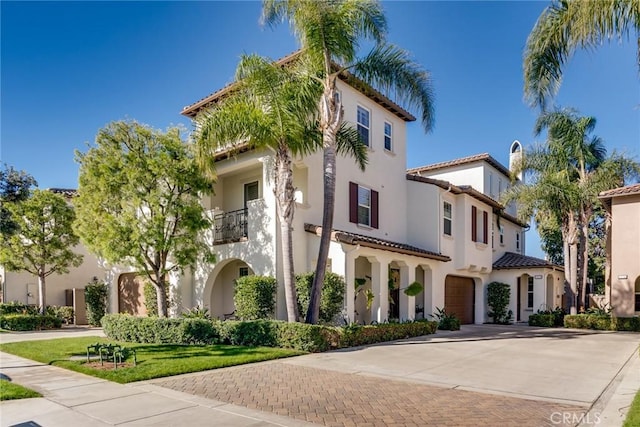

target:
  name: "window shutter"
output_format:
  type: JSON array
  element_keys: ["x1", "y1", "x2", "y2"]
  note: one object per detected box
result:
[
  {"x1": 483, "y1": 211, "x2": 488, "y2": 244},
  {"x1": 471, "y1": 206, "x2": 477, "y2": 242},
  {"x1": 349, "y1": 182, "x2": 358, "y2": 224},
  {"x1": 371, "y1": 190, "x2": 379, "y2": 229}
]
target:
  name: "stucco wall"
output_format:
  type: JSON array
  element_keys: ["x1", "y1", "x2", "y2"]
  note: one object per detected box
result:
[{"x1": 611, "y1": 194, "x2": 640, "y2": 317}]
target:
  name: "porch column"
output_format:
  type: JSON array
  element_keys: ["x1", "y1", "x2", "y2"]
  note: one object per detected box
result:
[
  {"x1": 533, "y1": 273, "x2": 545, "y2": 313},
  {"x1": 345, "y1": 250, "x2": 357, "y2": 323},
  {"x1": 420, "y1": 265, "x2": 433, "y2": 320},
  {"x1": 399, "y1": 263, "x2": 416, "y2": 321},
  {"x1": 370, "y1": 256, "x2": 390, "y2": 323},
  {"x1": 510, "y1": 277, "x2": 519, "y2": 322}
]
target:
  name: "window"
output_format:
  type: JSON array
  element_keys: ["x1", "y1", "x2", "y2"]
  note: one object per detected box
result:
[
  {"x1": 516, "y1": 232, "x2": 521, "y2": 251},
  {"x1": 357, "y1": 106, "x2": 370, "y2": 147},
  {"x1": 239, "y1": 267, "x2": 249, "y2": 277},
  {"x1": 489, "y1": 173, "x2": 494, "y2": 198},
  {"x1": 244, "y1": 181, "x2": 259, "y2": 208},
  {"x1": 499, "y1": 225, "x2": 504, "y2": 245},
  {"x1": 384, "y1": 121, "x2": 392, "y2": 151},
  {"x1": 527, "y1": 277, "x2": 534, "y2": 309},
  {"x1": 635, "y1": 277, "x2": 640, "y2": 312},
  {"x1": 471, "y1": 206, "x2": 488, "y2": 244},
  {"x1": 349, "y1": 182, "x2": 378, "y2": 228},
  {"x1": 498, "y1": 179, "x2": 503, "y2": 198},
  {"x1": 443, "y1": 201, "x2": 452, "y2": 236}
]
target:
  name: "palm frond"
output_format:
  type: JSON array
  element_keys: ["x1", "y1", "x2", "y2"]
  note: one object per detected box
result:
[{"x1": 336, "y1": 122, "x2": 368, "y2": 171}]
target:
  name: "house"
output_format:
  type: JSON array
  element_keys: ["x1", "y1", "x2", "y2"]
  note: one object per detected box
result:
[
  {"x1": 598, "y1": 183, "x2": 640, "y2": 317},
  {"x1": 173, "y1": 56, "x2": 564, "y2": 325}
]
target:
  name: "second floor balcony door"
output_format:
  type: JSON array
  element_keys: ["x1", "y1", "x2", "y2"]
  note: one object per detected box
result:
[{"x1": 244, "y1": 181, "x2": 259, "y2": 209}]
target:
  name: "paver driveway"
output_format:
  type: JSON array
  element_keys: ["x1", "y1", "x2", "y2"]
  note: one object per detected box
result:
[{"x1": 152, "y1": 325, "x2": 640, "y2": 426}]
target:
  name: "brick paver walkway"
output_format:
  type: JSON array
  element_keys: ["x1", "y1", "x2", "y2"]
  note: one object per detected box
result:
[{"x1": 152, "y1": 361, "x2": 585, "y2": 427}]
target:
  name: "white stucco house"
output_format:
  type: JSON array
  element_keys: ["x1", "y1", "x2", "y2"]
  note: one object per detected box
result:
[{"x1": 170, "y1": 58, "x2": 564, "y2": 325}]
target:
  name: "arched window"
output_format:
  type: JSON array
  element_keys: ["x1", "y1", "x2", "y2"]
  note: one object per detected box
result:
[
  {"x1": 510, "y1": 140, "x2": 522, "y2": 154},
  {"x1": 634, "y1": 277, "x2": 640, "y2": 312}
]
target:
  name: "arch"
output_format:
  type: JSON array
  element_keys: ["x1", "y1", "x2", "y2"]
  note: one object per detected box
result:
[
  {"x1": 202, "y1": 258, "x2": 254, "y2": 319},
  {"x1": 510, "y1": 140, "x2": 522, "y2": 154}
]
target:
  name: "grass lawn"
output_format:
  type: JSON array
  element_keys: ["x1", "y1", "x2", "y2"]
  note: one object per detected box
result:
[
  {"x1": 623, "y1": 389, "x2": 640, "y2": 427},
  {"x1": 0, "y1": 337, "x2": 304, "y2": 384},
  {"x1": 0, "y1": 379, "x2": 42, "y2": 400}
]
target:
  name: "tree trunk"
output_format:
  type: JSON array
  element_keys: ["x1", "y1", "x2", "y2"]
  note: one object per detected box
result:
[
  {"x1": 38, "y1": 269, "x2": 46, "y2": 315},
  {"x1": 155, "y1": 275, "x2": 168, "y2": 318},
  {"x1": 563, "y1": 215, "x2": 579, "y2": 315},
  {"x1": 581, "y1": 215, "x2": 590, "y2": 311},
  {"x1": 308, "y1": 79, "x2": 342, "y2": 324},
  {"x1": 274, "y1": 145, "x2": 298, "y2": 322}
]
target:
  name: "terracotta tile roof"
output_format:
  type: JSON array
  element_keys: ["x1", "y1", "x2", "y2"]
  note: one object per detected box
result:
[
  {"x1": 405, "y1": 175, "x2": 528, "y2": 228},
  {"x1": 407, "y1": 153, "x2": 512, "y2": 179},
  {"x1": 493, "y1": 252, "x2": 563, "y2": 271},
  {"x1": 180, "y1": 50, "x2": 416, "y2": 122},
  {"x1": 598, "y1": 183, "x2": 640, "y2": 199},
  {"x1": 304, "y1": 223, "x2": 450, "y2": 262}
]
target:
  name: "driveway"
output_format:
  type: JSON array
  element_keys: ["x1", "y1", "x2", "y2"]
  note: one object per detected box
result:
[{"x1": 152, "y1": 324, "x2": 640, "y2": 426}]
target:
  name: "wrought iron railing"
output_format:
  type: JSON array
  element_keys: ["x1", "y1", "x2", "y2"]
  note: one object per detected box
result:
[{"x1": 213, "y1": 208, "x2": 248, "y2": 244}]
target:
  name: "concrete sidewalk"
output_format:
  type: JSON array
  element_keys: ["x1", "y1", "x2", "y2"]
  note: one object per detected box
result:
[{"x1": 0, "y1": 350, "x2": 315, "y2": 427}]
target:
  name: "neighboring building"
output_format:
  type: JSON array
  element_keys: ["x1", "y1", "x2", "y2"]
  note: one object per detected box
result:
[
  {"x1": 175, "y1": 56, "x2": 564, "y2": 324},
  {"x1": 599, "y1": 183, "x2": 640, "y2": 317}
]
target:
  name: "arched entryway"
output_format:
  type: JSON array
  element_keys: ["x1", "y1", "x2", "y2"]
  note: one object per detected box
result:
[
  {"x1": 444, "y1": 275, "x2": 475, "y2": 324},
  {"x1": 204, "y1": 259, "x2": 254, "y2": 320}
]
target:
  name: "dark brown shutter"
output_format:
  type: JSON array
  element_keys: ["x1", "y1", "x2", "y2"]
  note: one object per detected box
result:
[
  {"x1": 349, "y1": 182, "x2": 358, "y2": 224},
  {"x1": 371, "y1": 190, "x2": 379, "y2": 229},
  {"x1": 483, "y1": 211, "x2": 488, "y2": 244},
  {"x1": 471, "y1": 206, "x2": 477, "y2": 242}
]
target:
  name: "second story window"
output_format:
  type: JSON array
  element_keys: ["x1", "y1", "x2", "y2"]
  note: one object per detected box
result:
[
  {"x1": 349, "y1": 182, "x2": 378, "y2": 228},
  {"x1": 516, "y1": 232, "x2": 521, "y2": 251},
  {"x1": 384, "y1": 121, "x2": 392, "y2": 151},
  {"x1": 357, "y1": 106, "x2": 370, "y2": 147},
  {"x1": 443, "y1": 201, "x2": 452, "y2": 236},
  {"x1": 244, "y1": 181, "x2": 259, "y2": 209},
  {"x1": 499, "y1": 225, "x2": 504, "y2": 245},
  {"x1": 471, "y1": 206, "x2": 488, "y2": 244}
]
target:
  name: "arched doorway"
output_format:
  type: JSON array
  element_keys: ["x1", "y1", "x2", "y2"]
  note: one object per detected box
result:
[{"x1": 206, "y1": 259, "x2": 253, "y2": 319}]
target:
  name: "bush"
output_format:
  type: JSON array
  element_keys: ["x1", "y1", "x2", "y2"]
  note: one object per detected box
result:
[
  {"x1": 339, "y1": 320, "x2": 438, "y2": 347},
  {"x1": 612, "y1": 317, "x2": 640, "y2": 332},
  {"x1": 487, "y1": 282, "x2": 512, "y2": 324},
  {"x1": 181, "y1": 306, "x2": 211, "y2": 319},
  {"x1": 0, "y1": 314, "x2": 62, "y2": 331},
  {"x1": 534, "y1": 306, "x2": 566, "y2": 327},
  {"x1": 296, "y1": 272, "x2": 346, "y2": 324},
  {"x1": 0, "y1": 302, "x2": 38, "y2": 316},
  {"x1": 220, "y1": 319, "x2": 278, "y2": 347},
  {"x1": 431, "y1": 307, "x2": 460, "y2": 331},
  {"x1": 234, "y1": 276, "x2": 277, "y2": 320},
  {"x1": 85, "y1": 278, "x2": 109, "y2": 326},
  {"x1": 528, "y1": 314, "x2": 555, "y2": 327},
  {"x1": 101, "y1": 314, "x2": 221, "y2": 344},
  {"x1": 46, "y1": 305, "x2": 74, "y2": 324},
  {"x1": 564, "y1": 314, "x2": 612, "y2": 330},
  {"x1": 275, "y1": 321, "x2": 340, "y2": 352}
]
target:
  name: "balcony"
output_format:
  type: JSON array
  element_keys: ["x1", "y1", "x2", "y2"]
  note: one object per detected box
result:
[{"x1": 213, "y1": 208, "x2": 248, "y2": 245}]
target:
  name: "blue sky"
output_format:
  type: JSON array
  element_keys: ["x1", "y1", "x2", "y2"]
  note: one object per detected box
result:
[{"x1": 2, "y1": 1, "x2": 639, "y2": 259}]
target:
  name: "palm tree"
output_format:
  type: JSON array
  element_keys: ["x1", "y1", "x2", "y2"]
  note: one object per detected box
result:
[
  {"x1": 196, "y1": 54, "x2": 366, "y2": 322},
  {"x1": 262, "y1": 0, "x2": 435, "y2": 323},
  {"x1": 524, "y1": 0, "x2": 639, "y2": 110}
]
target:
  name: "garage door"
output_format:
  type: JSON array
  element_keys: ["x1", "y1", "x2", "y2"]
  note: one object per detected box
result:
[
  {"x1": 444, "y1": 276, "x2": 475, "y2": 324},
  {"x1": 118, "y1": 273, "x2": 148, "y2": 316}
]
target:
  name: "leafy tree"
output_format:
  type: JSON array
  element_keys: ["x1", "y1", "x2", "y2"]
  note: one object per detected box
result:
[
  {"x1": 0, "y1": 164, "x2": 37, "y2": 237},
  {"x1": 524, "y1": 0, "x2": 639, "y2": 109},
  {"x1": 0, "y1": 189, "x2": 83, "y2": 314},
  {"x1": 196, "y1": 54, "x2": 366, "y2": 322},
  {"x1": 262, "y1": 0, "x2": 435, "y2": 323},
  {"x1": 74, "y1": 121, "x2": 215, "y2": 318}
]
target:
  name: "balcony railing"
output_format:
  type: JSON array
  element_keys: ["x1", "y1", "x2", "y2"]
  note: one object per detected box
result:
[{"x1": 213, "y1": 208, "x2": 248, "y2": 244}]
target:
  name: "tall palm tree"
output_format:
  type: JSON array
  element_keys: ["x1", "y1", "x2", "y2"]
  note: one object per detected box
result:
[
  {"x1": 196, "y1": 54, "x2": 366, "y2": 322},
  {"x1": 262, "y1": 0, "x2": 435, "y2": 324},
  {"x1": 524, "y1": 0, "x2": 640, "y2": 110}
]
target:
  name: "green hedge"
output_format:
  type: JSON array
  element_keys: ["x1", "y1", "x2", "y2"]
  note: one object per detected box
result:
[
  {"x1": 101, "y1": 314, "x2": 438, "y2": 352},
  {"x1": 0, "y1": 302, "x2": 39, "y2": 316},
  {"x1": 234, "y1": 276, "x2": 277, "y2": 320},
  {"x1": 612, "y1": 317, "x2": 640, "y2": 332},
  {"x1": 563, "y1": 315, "x2": 640, "y2": 332},
  {"x1": 528, "y1": 314, "x2": 556, "y2": 327},
  {"x1": 101, "y1": 314, "x2": 221, "y2": 344},
  {"x1": 0, "y1": 314, "x2": 62, "y2": 331}
]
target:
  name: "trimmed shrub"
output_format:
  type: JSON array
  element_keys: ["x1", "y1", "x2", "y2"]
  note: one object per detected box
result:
[
  {"x1": 220, "y1": 319, "x2": 278, "y2": 347},
  {"x1": 275, "y1": 321, "x2": 340, "y2": 352},
  {"x1": 487, "y1": 282, "x2": 512, "y2": 324},
  {"x1": 0, "y1": 314, "x2": 61, "y2": 331},
  {"x1": 85, "y1": 279, "x2": 109, "y2": 326},
  {"x1": 101, "y1": 314, "x2": 221, "y2": 344},
  {"x1": 528, "y1": 314, "x2": 555, "y2": 327},
  {"x1": 234, "y1": 276, "x2": 277, "y2": 320},
  {"x1": 612, "y1": 317, "x2": 640, "y2": 332},
  {"x1": 296, "y1": 272, "x2": 346, "y2": 324},
  {"x1": 0, "y1": 302, "x2": 38, "y2": 316},
  {"x1": 46, "y1": 305, "x2": 74, "y2": 324},
  {"x1": 564, "y1": 314, "x2": 612, "y2": 330},
  {"x1": 340, "y1": 320, "x2": 438, "y2": 348}
]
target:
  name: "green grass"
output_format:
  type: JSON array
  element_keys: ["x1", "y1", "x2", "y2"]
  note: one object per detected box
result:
[
  {"x1": 623, "y1": 389, "x2": 640, "y2": 427},
  {"x1": 0, "y1": 337, "x2": 304, "y2": 383},
  {"x1": 0, "y1": 379, "x2": 42, "y2": 400}
]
